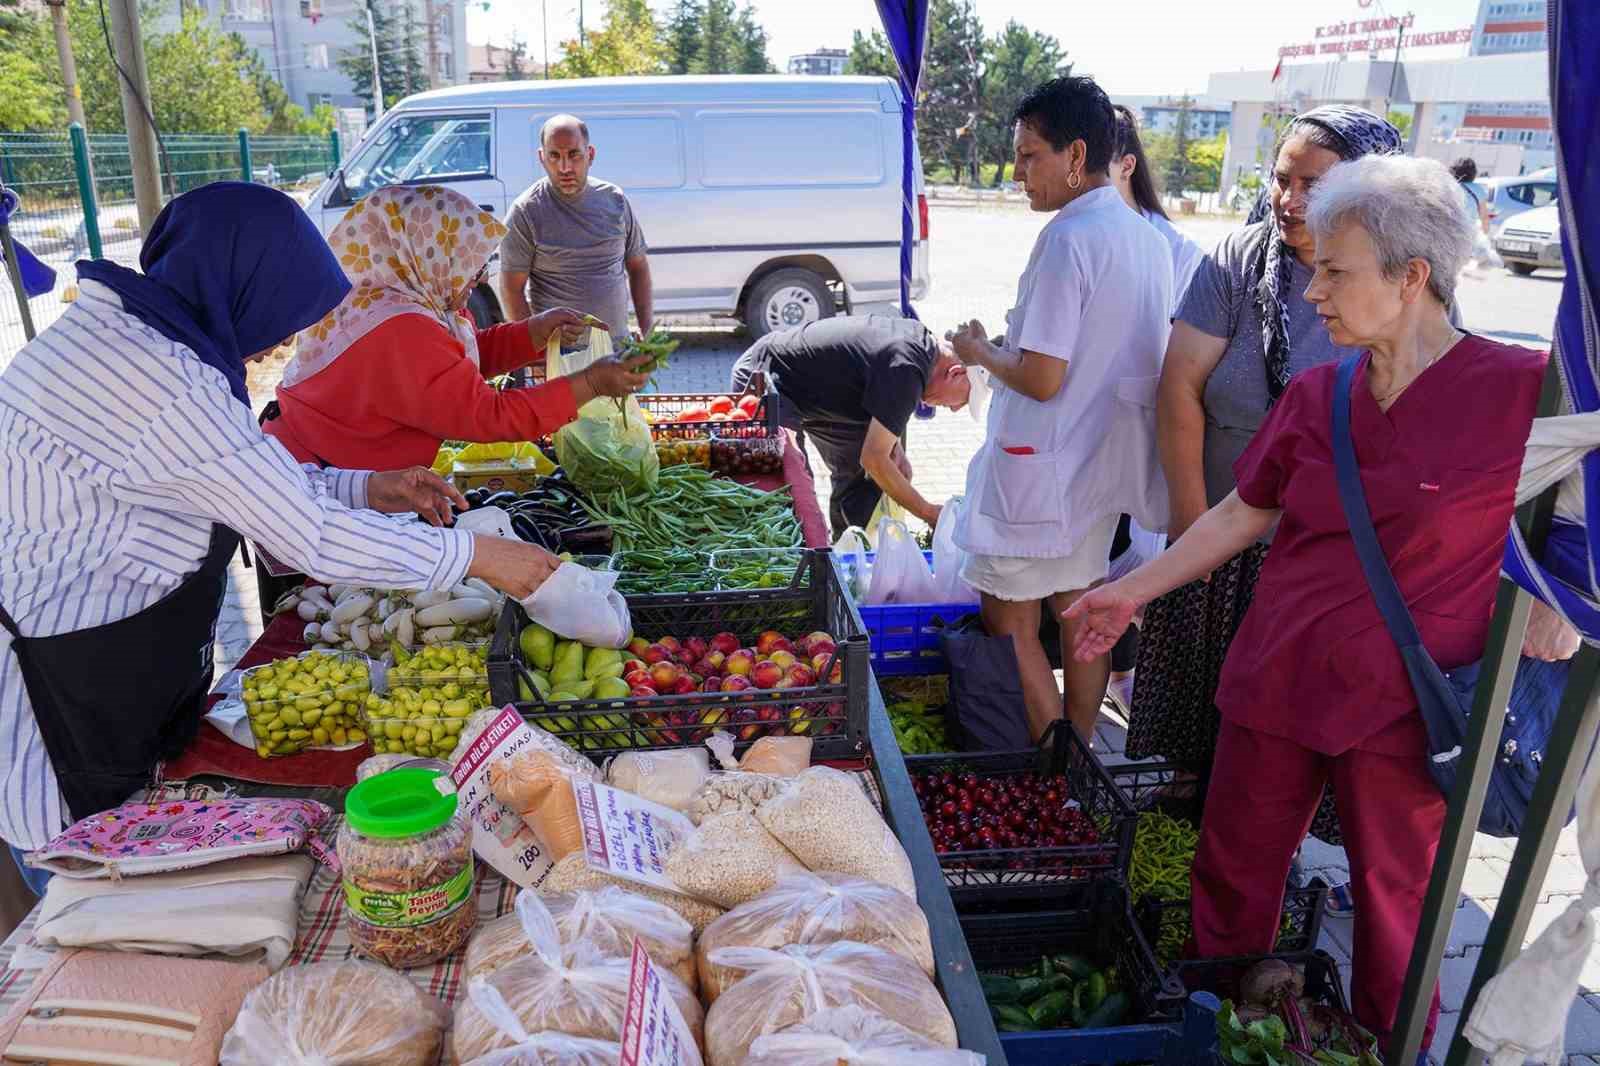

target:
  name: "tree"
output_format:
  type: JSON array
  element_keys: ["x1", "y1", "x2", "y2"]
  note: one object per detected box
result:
[
  {"x1": 919, "y1": 0, "x2": 986, "y2": 182},
  {"x1": 663, "y1": 0, "x2": 703, "y2": 75},
  {"x1": 552, "y1": 0, "x2": 663, "y2": 78},
  {"x1": 1387, "y1": 109, "x2": 1413, "y2": 141},
  {"x1": 691, "y1": 0, "x2": 736, "y2": 74},
  {"x1": 1165, "y1": 95, "x2": 1194, "y2": 196},
  {"x1": 844, "y1": 28, "x2": 897, "y2": 78},
  {"x1": 1187, "y1": 132, "x2": 1226, "y2": 193},
  {"x1": 731, "y1": 3, "x2": 773, "y2": 74},
  {"x1": 503, "y1": 34, "x2": 531, "y2": 80},
  {"x1": 0, "y1": 2, "x2": 57, "y2": 130},
  {"x1": 339, "y1": 1, "x2": 428, "y2": 112},
  {"x1": 980, "y1": 20, "x2": 1067, "y2": 186}
]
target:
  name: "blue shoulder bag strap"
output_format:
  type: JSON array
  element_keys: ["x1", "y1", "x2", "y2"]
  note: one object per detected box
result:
[{"x1": 1330, "y1": 355, "x2": 1428, "y2": 652}]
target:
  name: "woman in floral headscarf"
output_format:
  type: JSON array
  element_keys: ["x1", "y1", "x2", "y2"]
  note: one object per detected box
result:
[{"x1": 264, "y1": 184, "x2": 650, "y2": 472}]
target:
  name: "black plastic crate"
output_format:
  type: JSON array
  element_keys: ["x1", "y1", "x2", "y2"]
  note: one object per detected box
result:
[
  {"x1": 903, "y1": 725, "x2": 1137, "y2": 907},
  {"x1": 1161, "y1": 949, "x2": 1349, "y2": 1022},
  {"x1": 961, "y1": 881, "x2": 1183, "y2": 1029},
  {"x1": 487, "y1": 551, "x2": 871, "y2": 759},
  {"x1": 637, "y1": 392, "x2": 780, "y2": 441},
  {"x1": 1108, "y1": 761, "x2": 1328, "y2": 962}
]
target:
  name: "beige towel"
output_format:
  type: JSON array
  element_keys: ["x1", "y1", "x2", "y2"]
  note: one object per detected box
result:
[{"x1": 34, "y1": 854, "x2": 312, "y2": 971}]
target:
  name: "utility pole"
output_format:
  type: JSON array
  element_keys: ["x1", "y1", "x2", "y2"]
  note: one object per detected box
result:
[
  {"x1": 403, "y1": 3, "x2": 415, "y2": 96},
  {"x1": 45, "y1": 0, "x2": 87, "y2": 130},
  {"x1": 105, "y1": 0, "x2": 162, "y2": 234},
  {"x1": 578, "y1": 0, "x2": 585, "y2": 48},
  {"x1": 424, "y1": 0, "x2": 439, "y2": 88},
  {"x1": 365, "y1": 0, "x2": 385, "y2": 120},
  {"x1": 542, "y1": 0, "x2": 550, "y2": 77}
]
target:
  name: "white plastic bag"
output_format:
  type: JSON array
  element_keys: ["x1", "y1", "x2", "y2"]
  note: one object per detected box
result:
[
  {"x1": 1107, "y1": 517, "x2": 1167, "y2": 584},
  {"x1": 606, "y1": 747, "x2": 712, "y2": 812},
  {"x1": 864, "y1": 517, "x2": 937, "y2": 606},
  {"x1": 550, "y1": 330, "x2": 660, "y2": 495},
  {"x1": 521, "y1": 561, "x2": 631, "y2": 648},
  {"x1": 831, "y1": 526, "x2": 873, "y2": 601},
  {"x1": 459, "y1": 978, "x2": 622, "y2": 1066},
  {"x1": 929, "y1": 497, "x2": 977, "y2": 603},
  {"x1": 745, "y1": 1005, "x2": 986, "y2": 1066}
]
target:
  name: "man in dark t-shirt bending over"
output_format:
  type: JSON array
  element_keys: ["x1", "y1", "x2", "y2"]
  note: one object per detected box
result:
[{"x1": 731, "y1": 315, "x2": 972, "y2": 537}]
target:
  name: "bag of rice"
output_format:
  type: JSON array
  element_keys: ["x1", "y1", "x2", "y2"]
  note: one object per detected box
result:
[
  {"x1": 664, "y1": 810, "x2": 806, "y2": 910},
  {"x1": 451, "y1": 893, "x2": 702, "y2": 1063},
  {"x1": 465, "y1": 885, "x2": 697, "y2": 993},
  {"x1": 696, "y1": 872, "x2": 933, "y2": 1002},
  {"x1": 755, "y1": 767, "x2": 915, "y2": 896},
  {"x1": 744, "y1": 1005, "x2": 985, "y2": 1066},
  {"x1": 702, "y1": 942, "x2": 955, "y2": 1066},
  {"x1": 538, "y1": 852, "x2": 725, "y2": 935}
]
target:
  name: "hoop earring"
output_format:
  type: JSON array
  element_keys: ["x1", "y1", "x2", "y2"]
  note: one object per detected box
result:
[{"x1": 1068, "y1": 170, "x2": 1082, "y2": 191}]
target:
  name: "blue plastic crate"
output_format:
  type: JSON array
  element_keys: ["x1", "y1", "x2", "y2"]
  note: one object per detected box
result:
[{"x1": 838, "y1": 550, "x2": 977, "y2": 676}]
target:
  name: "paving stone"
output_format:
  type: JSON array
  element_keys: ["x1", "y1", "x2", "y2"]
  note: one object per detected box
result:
[
  {"x1": 1459, "y1": 856, "x2": 1511, "y2": 904},
  {"x1": 1438, "y1": 948, "x2": 1482, "y2": 1013},
  {"x1": 1543, "y1": 855, "x2": 1593, "y2": 902},
  {"x1": 1426, "y1": 1008, "x2": 1462, "y2": 1066},
  {"x1": 1565, "y1": 997, "x2": 1600, "y2": 1056},
  {"x1": 1446, "y1": 898, "x2": 1495, "y2": 958}
]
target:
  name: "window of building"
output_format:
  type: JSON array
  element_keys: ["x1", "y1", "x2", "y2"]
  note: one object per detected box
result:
[
  {"x1": 222, "y1": 0, "x2": 269, "y2": 19},
  {"x1": 309, "y1": 93, "x2": 333, "y2": 109},
  {"x1": 439, "y1": 53, "x2": 454, "y2": 78},
  {"x1": 299, "y1": 0, "x2": 321, "y2": 16},
  {"x1": 304, "y1": 43, "x2": 329, "y2": 70}
]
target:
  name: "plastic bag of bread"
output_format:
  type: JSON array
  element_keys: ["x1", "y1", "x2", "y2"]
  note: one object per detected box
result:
[
  {"x1": 664, "y1": 810, "x2": 806, "y2": 910},
  {"x1": 702, "y1": 942, "x2": 956, "y2": 1066},
  {"x1": 489, "y1": 750, "x2": 584, "y2": 860},
  {"x1": 605, "y1": 747, "x2": 710, "y2": 811},
  {"x1": 539, "y1": 852, "x2": 725, "y2": 934},
  {"x1": 756, "y1": 767, "x2": 915, "y2": 896},
  {"x1": 745, "y1": 1005, "x2": 986, "y2": 1066},
  {"x1": 696, "y1": 872, "x2": 933, "y2": 1001},
  {"x1": 220, "y1": 959, "x2": 447, "y2": 1066},
  {"x1": 452, "y1": 892, "x2": 704, "y2": 1062},
  {"x1": 738, "y1": 736, "x2": 811, "y2": 776},
  {"x1": 457, "y1": 977, "x2": 622, "y2": 1066},
  {"x1": 466, "y1": 885, "x2": 697, "y2": 992}
]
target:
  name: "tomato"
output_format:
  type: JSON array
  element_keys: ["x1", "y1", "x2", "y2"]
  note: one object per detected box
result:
[
  {"x1": 708, "y1": 396, "x2": 735, "y2": 415},
  {"x1": 678, "y1": 407, "x2": 711, "y2": 422},
  {"x1": 736, "y1": 394, "x2": 761, "y2": 416}
]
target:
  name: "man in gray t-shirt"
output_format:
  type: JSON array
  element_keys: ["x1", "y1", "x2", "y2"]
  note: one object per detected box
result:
[{"x1": 498, "y1": 114, "x2": 652, "y2": 344}]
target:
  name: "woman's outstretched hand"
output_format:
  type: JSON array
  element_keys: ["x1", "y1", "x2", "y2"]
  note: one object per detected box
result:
[{"x1": 1061, "y1": 583, "x2": 1140, "y2": 662}]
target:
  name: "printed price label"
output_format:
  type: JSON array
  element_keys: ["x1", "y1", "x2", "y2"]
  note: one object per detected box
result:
[
  {"x1": 449, "y1": 705, "x2": 556, "y2": 889},
  {"x1": 619, "y1": 937, "x2": 703, "y2": 1066},
  {"x1": 573, "y1": 778, "x2": 693, "y2": 893}
]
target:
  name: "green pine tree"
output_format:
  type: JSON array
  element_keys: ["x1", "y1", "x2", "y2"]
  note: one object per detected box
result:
[
  {"x1": 339, "y1": 1, "x2": 428, "y2": 112},
  {"x1": 664, "y1": 0, "x2": 703, "y2": 75},
  {"x1": 1166, "y1": 95, "x2": 1194, "y2": 196},
  {"x1": 844, "y1": 28, "x2": 897, "y2": 78},
  {"x1": 731, "y1": 4, "x2": 773, "y2": 74},
  {"x1": 919, "y1": 0, "x2": 986, "y2": 182},
  {"x1": 691, "y1": 0, "x2": 736, "y2": 74},
  {"x1": 980, "y1": 21, "x2": 1069, "y2": 185}
]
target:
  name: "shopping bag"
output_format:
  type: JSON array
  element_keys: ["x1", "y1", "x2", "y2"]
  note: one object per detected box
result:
[
  {"x1": 863, "y1": 517, "x2": 937, "y2": 605},
  {"x1": 830, "y1": 526, "x2": 873, "y2": 601},
  {"x1": 521, "y1": 561, "x2": 633, "y2": 648},
  {"x1": 936, "y1": 615, "x2": 1031, "y2": 751},
  {"x1": 928, "y1": 497, "x2": 977, "y2": 603},
  {"x1": 550, "y1": 330, "x2": 660, "y2": 496}
]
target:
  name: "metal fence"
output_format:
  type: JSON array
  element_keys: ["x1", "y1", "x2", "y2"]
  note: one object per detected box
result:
[{"x1": 0, "y1": 126, "x2": 339, "y2": 365}]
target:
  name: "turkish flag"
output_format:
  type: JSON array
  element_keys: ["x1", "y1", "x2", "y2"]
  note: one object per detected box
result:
[{"x1": 1271, "y1": 57, "x2": 1284, "y2": 82}]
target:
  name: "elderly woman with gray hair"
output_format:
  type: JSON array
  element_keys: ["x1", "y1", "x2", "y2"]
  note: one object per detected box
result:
[{"x1": 1065, "y1": 154, "x2": 1549, "y2": 1055}]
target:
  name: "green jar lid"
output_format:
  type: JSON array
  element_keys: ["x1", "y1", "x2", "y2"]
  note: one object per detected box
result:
[{"x1": 344, "y1": 767, "x2": 459, "y2": 839}]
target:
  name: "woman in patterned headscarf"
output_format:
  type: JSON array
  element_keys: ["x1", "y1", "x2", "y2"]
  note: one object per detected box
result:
[
  {"x1": 264, "y1": 184, "x2": 650, "y2": 472},
  {"x1": 1123, "y1": 106, "x2": 1402, "y2": 859}
]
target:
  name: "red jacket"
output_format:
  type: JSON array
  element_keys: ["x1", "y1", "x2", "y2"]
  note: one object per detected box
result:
[{"x1": 265, "y1": 314, "x2": 578, "y2": 471}]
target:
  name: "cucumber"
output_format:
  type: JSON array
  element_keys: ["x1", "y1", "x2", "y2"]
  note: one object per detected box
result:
[
  {"x1": 1084, "y1": 971, "x2": 1108, "y2": 1012},
  {"x1": 1081, "y1": 991, "x2": 1131, "y2": 1029},
  {"x1": 1027, "y1": 989, "x2": 1073, "y2": 1029},
  {"x1": 1053, "y1": 953, "x2": 1097, "y2": 979},
  {"x1": 993, "y1": 1004, "x2": 1037, "y2": 1030},
  {"x1": 980, "y1": 974, "x2": 1023, "y2": 1005},
  {"x1": 1014, "y1": 976, "x2": 1046, "y2": 1001},
  {"x1": 1049, "y1": 973, "x2": 1075, "y2": 992}
]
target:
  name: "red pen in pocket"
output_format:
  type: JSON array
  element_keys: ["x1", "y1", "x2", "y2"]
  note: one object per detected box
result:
[{"x1": 1002, "y1": 445, "x2": 1037, "y2": 456}]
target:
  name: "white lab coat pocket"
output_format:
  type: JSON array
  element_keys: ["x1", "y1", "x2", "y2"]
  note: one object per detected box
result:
[
  {"x1": 976, "y1": 448, "x2": 1065, "y2": 531},
  {"x1": 1108, "y1": 374, "x2": 1169, "y2": 532}
]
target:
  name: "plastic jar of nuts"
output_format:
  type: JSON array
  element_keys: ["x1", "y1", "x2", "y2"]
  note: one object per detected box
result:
[{"x1": 337, "y1": 767, "x2": 477, "y2": 969}]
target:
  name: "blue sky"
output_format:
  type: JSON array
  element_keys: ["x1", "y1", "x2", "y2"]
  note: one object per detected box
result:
[{"x1": 466, "y1": 0, "x2": 1481, "y2": 95}]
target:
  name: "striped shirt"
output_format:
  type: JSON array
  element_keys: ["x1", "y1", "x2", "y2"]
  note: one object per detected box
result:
[{"x1": 0, "y1": 280, "x2": 477, "y2": 849}]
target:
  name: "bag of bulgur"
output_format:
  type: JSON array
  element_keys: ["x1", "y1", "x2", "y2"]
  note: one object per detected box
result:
[{"x1": 755, "y1": 767, "x2": 915, "y2": 896}]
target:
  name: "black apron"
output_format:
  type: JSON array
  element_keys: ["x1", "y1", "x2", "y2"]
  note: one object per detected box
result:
[{"x1": 0, "y1": 523, "x2": 240, "y2": 822}]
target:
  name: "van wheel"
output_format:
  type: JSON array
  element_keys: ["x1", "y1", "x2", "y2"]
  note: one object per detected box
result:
[
  {"x1": 1507, "y1": 263, "x2": 1538, "y2": 276},
  {"x1": 466, "y1": 284, "x2": 503, "y2": 328},
  {"x1": 748, "y1": 269, "x2": 833, "y2": 339}
]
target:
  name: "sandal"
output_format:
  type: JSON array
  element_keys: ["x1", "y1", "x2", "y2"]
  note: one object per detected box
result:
[{"x1": 1324, "y1": 881, "x2": 1356, "y2": 918}]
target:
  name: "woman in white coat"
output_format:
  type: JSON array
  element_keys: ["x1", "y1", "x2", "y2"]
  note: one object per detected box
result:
[{"x1": 947, "y1": 76, "x2": 1174, "y2": 743}]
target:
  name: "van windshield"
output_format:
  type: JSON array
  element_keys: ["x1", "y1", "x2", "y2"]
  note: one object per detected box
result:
[{"x1": 342, "y1": 113, "x2": 492, "y2": 199}]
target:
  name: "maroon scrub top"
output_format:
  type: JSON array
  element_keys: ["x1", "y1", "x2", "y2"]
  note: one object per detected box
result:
[{"x1": 1217, "y1": 335, "x2": 1547, "y2": 756}]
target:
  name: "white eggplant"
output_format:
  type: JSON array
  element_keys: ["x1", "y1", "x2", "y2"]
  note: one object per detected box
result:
[
  {"x1": 328, "y1": 584, "x2": 353, "y2": 603},
  {"x1": 330, "y1": 593, "x2": 375, "y2": 624},
  {"x1": 272, "y1": 591, "x2": 302, "y2": 615},
  {"x1": 381, "y1": 611, "x2": 404, "y2": 638},
  {"x1": 421, "y1": 625, "x2": 461, "y2": 644},
  {"x1": 374, "y1": 597, "x2": 394, "y2": 622},
  {"x1": 350, "y1": 622, "x2": 372, "y2": 652},
  {"x1": 462, "y1": 578, "x2": 498, "y2": 600},
  {"x1": 295, "y1": 600, "x2": 324, "y2": 622},
  {"x1": 412, "y1": 589, "x2": 451, "y2": 610},
  {"x1": 302, "y1": 622, "x2": 323, "y2": 643},
  {"x1": 319, "y1": 620, "x2": 343, "y2": 644},
  {"x1": 413, "y1": 599, "x2": 494, "y2": 627},
  {"x1": 396, "y1": 609, "x2": 415, "y2": 651}
]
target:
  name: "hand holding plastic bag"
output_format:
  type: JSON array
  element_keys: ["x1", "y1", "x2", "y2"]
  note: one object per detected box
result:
[
  {"x1": 521, "y1": 561, "x2": 631, "y2": 648},
  {"x1": 745, "y1": 1005, "x2": 986, "y2": 1066},
  {"x1": 864, "y1": 517, "x2": 937, "y2": 605},
  {"x1": 929, "y1": 497, "x2": 977, "y2": 603},
  {"x1": 550, "y1": 330, "x2": 660, "y2": 495}
]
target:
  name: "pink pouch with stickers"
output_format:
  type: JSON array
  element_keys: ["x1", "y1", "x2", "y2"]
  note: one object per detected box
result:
[{"x1": 25, "y1": 797, "x2": 335, "y2": 879}]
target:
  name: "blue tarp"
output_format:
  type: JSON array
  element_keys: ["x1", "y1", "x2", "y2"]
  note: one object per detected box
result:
[{"x1": 874, "y1": 0, "x2": 929, "y2": 317}]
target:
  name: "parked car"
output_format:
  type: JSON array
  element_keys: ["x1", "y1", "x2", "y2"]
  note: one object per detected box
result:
[
  {"x1": 1479, "y1": 174, "x2": 1559, "y2": 230},
  {"x1": 307, "y1": 75, "x2": 931, "y2": 336},
  {"x1": 1494, "y1": 203, "x2": 1564, "y2": 275}
]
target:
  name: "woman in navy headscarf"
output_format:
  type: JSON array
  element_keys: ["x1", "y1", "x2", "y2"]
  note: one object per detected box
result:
[{"x1": 0, "y1": 183, "x2": 559, "y2": 893}]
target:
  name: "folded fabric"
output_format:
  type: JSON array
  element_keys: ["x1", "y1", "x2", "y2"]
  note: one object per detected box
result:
[{"x1": 33, "y1": 854, "x2": 313, "y2": 971}]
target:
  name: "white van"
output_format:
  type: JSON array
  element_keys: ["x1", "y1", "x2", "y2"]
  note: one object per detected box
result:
[{"x1": 309, "y1": 75, "x2": 931, "y2": 337}]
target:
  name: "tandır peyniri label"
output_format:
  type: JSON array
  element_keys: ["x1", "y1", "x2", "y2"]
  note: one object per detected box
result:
[{"x1": 344, "y1": 862, "x2": 473, "y2": 927}]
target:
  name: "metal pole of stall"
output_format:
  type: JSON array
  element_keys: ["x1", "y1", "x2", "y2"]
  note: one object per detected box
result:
[
  {"x1": 68, "y1": 123, "x2": 102, "y2": 261},
  {"x1": 238, "y1": 129, "x2": 253, "y2": 183},
  {"x1": 0, "y1": 187, "x2": 38, "y2": 343}
]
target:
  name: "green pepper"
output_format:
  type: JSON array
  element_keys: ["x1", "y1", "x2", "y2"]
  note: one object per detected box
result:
[
  {"x1": 1080, "y1": 991, "x2": 1130, "y2": 1029},
  {"x1": 1027, "y1": 989, "x2": 1073, "y2": 1029},
  {"x1": 993, "y1": 1004, "x2": 1037, "y2": 1031},
  {"x1": 979, "y1": 974, "x2": 1022, "y2": 1005}
]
